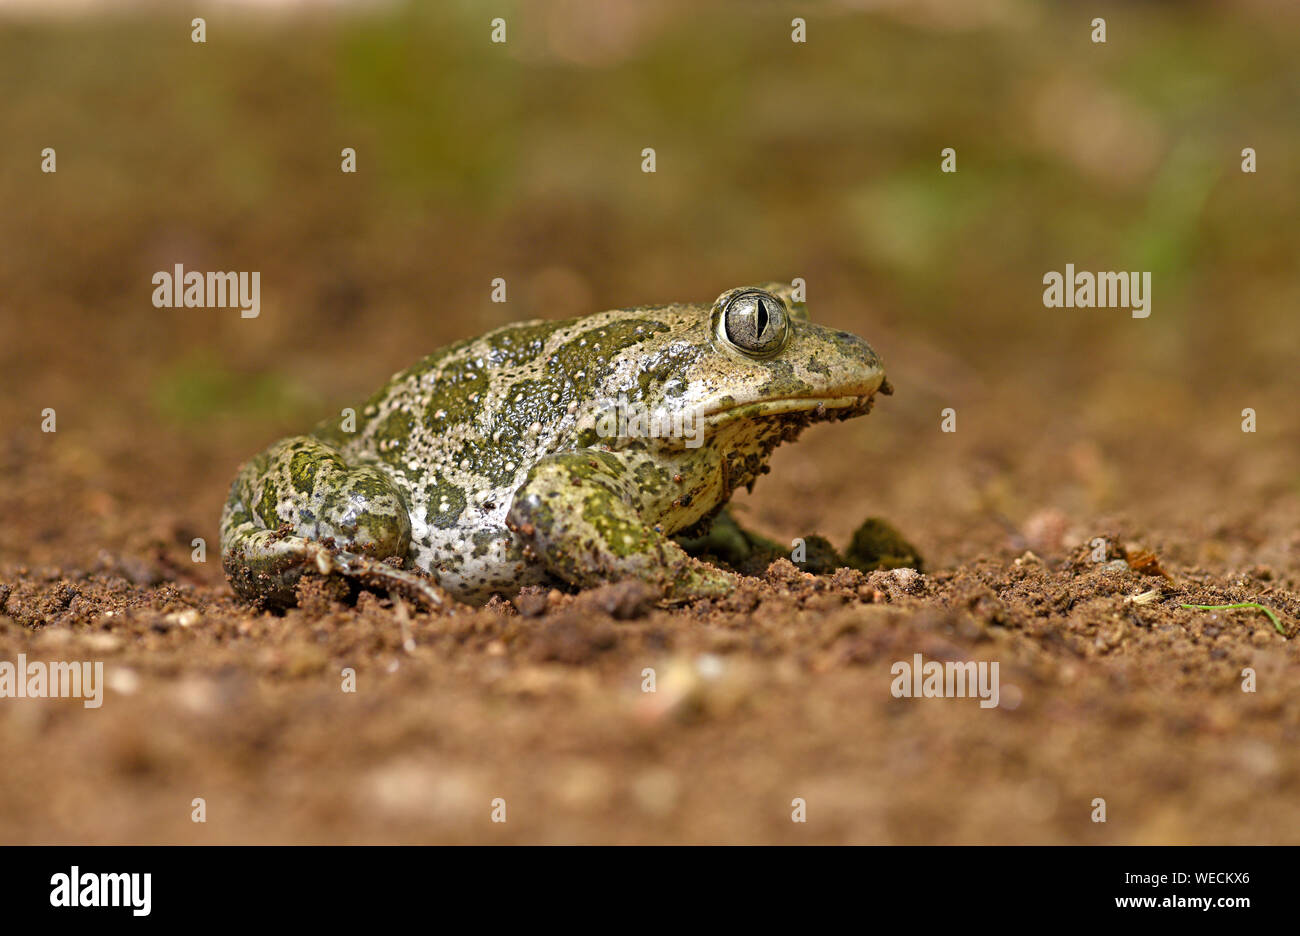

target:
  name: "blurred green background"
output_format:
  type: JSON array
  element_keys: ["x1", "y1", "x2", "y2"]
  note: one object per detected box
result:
[{"x1": 1, "y1": 0, "x2": 1296, "y2": 572}]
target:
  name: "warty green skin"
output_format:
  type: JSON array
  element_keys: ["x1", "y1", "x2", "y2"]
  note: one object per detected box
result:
[{"x1": 219, "y1": 283, "x2": 889, "y2": 607}]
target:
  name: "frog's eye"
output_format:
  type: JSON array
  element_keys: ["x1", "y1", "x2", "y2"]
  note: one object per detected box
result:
[{"x1": 720, "y1": 289, "x2": 790, "y2": 357}]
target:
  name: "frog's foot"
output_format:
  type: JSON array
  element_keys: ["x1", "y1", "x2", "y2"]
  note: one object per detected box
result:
[
  {"x1": 222, "y1": 532, "x2": 445, "y2": 610},
  {"x1": 677, "y1": 509, "x2": 850, "y2": 576},
  {"x1": 326, "y1": 550, "x2": 448, "y2": 610},
  {"x1": 507, "y1": 450, "x2": 741, "y2": 604},
  {"x1": 675, "y1": 507, "x2": 786, "y2": 570},
  {"x1": 220, "y1": 436, "x2": 441, "y2": 609}
]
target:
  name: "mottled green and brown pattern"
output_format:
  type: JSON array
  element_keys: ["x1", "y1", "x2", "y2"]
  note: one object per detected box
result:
[{"x1": 220, "y1": 283, "x2": 889, "y2": 607}]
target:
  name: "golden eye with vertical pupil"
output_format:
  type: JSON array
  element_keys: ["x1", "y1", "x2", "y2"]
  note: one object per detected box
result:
[{"x1": 722, "y1": 289, "x2": 790, "y2": 356}]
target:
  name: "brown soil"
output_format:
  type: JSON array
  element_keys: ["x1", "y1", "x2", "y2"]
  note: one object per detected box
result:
[{"x1": 4, "y1": 404, "x2": 1299, "y2": 844}]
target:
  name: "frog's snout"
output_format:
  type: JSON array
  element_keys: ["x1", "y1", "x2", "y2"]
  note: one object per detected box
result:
[{"x1": 816, "y1": 325, "x2": 887, "y2": 397}]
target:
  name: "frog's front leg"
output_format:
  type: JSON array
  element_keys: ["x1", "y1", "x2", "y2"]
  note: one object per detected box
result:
[
  {"x1": 506, "y1": 450, "x2": 739, "y2": 602},
  {"x1": 220, "y1": 436, "x2": 445, "y2": 609}
]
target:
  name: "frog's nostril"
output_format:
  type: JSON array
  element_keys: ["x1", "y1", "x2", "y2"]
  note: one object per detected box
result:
[{"x1": 834, "y1": 330, "x2": 872, "y2": 356}]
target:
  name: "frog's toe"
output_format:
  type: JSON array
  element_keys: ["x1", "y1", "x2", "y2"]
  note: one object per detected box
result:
[
  {"x1": 328, "y1": 550, "x2": 449, "y2": 609},
  {"x1": 661, "y1": 558, "x2": 742, "y2": 604}
]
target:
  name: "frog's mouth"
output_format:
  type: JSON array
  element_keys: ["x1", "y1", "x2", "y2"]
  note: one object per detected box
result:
[
  {"x1": 706, "y1": 394, "x2": 867, "y2": 422},
  {"x1": 702, "y1": 380, "x2": 890, "y2": 427}
]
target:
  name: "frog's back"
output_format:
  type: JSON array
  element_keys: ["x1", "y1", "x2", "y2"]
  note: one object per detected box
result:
[
  {"x1": 307, "y1": 310, "x2": 685, "y2": 598},
  {"x1": 319, "y1": 311, "x2": 687, "y2": 474}
]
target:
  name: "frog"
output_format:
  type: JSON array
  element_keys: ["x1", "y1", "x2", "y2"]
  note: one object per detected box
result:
[{"x1": 219, "y1": 282, "x2": 891, "y2": 609}]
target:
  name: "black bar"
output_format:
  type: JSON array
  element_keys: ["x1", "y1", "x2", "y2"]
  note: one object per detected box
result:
[{"x1": 0, "y1": 845, "x2": 1275, "y2": 924}]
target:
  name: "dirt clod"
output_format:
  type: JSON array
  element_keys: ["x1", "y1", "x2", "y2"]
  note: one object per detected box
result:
[{"x1": 845, "y1": 518, "x2": 925, "y2": 572}]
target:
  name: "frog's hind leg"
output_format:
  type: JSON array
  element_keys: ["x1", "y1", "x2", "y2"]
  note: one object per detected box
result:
[{"x1": 220, "y1": 436, "x2": 446, "y2": 609}]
